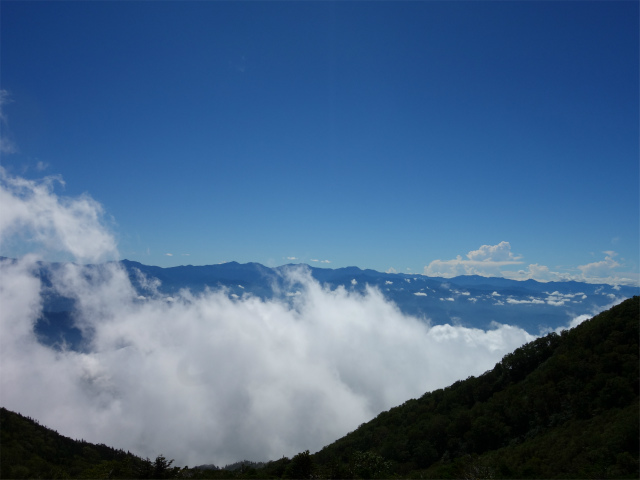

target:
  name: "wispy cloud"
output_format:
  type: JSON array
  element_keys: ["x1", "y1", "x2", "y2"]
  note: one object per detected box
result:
[
  {"x1": 0, "y1": 90, "x2": 18, "y2": 154},
  {"x1": 35, "y1": 161, "x2": 49, "y2": 172}
]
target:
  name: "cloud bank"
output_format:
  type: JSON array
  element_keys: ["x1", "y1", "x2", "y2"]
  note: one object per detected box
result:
[{"x1": 1, "y1": 170, "x2": 555, "y2": 467}]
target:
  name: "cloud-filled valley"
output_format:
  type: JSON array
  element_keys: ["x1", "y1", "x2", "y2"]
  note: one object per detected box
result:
[{"x1": 0, "y1": 168, "x2": 635, "y2": 467}]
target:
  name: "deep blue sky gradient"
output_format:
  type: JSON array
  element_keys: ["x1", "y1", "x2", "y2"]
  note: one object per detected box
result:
[{"x1": 1, "y1": 1, "x2": 638, "y2": 280}]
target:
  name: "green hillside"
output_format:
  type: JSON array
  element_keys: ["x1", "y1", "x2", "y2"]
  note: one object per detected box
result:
[
  {"x1": 0, "y1": 409, "x2": 186, "y2": 479},
  {"x1": 1, "y1": 297, "x2": 638, "y2": 479}
]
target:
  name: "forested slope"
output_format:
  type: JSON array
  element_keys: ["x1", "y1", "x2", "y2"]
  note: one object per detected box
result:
[{"x1": 0, "y1": 408, "x2": 185, "y2": 479}]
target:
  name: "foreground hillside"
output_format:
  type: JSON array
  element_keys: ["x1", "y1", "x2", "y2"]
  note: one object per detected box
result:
[
  {"x1": 1, "y1": 297, "x2": 638, "y2": 479},
  {"x1": 0, "y1": 408, "x2": 187, "y2": 479}
]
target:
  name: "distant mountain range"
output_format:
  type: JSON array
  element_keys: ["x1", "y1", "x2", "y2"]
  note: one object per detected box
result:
[{"x1": 25, "y1": 258, "x2": 638, "y2": 351}]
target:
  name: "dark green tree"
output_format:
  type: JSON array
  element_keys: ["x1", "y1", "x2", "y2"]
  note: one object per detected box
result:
[{"x1": 284, "y1": 450, "x2": 314, "y2": 479}]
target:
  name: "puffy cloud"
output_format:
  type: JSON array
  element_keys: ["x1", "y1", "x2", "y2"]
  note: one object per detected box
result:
[
  {"x1": 0, "y1": 172, "x2": 538, "y2": 467},
  {"x1": 543, "y1": 291, "x2": 589, "y2": 307},
  {"x1": 424, "y1": 242, "x2": 522, "y2": 278},
  {"x1": 0, "y1": 167, "x2": 117, "y2": 263},
  {"x1": 424, "y1": 243, "x2": 638, "y2": 287},
  {"x1": 578, "y1": 253, "x2": 623, "y2": 281},
  {"x1": 467, "y1": 241, "x2": 521, "y2": 263},
  {"x1": 413, "y1": 292, "x2": 427, "y2": 296}
]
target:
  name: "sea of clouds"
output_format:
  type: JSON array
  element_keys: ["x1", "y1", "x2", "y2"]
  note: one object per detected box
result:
[{"x1": 1, "y1": 168, "x2": 584, "y2": 467}]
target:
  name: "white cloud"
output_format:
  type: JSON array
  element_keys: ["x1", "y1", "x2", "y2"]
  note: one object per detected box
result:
[
  {"x1": 286, "y1": 256, "x2": 297, "y2": 261},
  {"x1": 310, "y1": 259, "x2": 319, "y2": 262},
  {"x1": 576, "y1": 252, "x2": 630, "y2": 284},
  {"x1": 413, "y1": 292, "x2": 427, "y2": 297},
  {"x1": 467, "y1": 242, "x2": 522, "y2": 262},
  {"x1": 36, "y1": 161, "x2": 49, "y2": 171},
  {"x1": 351, "y1": 279, "x2": 357, "y2": 286},
  {"x1": 1, "y1": 256, "x2": 537, "y2": 467},
  {"x1": 506, "y1": 297, "x2": 545, "y2": 305},
  {"x1": 542, "y1": 291, "x2": 591, "y2": 307},
  {"x1": 0, "y1": 167, "x2": 117, "y2": 263},
  {"x1": 165, "y1": 253, "x2": 173, "y2": 256},
  {"x1": 321, "y1": 260, "x2": 331, "y2": 264},
  {"x1": 424, "y1": 241, "x2": 522, "y2": 278},
  {"x1": 424, "y1": 243, "x2": 638, "y2": 287},
  {"x1": 385, "y1": 280, "x2": 393, "y2": 285},
  {"x1": 385, "y1": 267, "x2": 397, "y2": 274},
  {"x1": 0, "y1": 90, "x2": 18, "y2": 154},
  {"x1": 0, "y1": 172, "x2": 539, "y2": 468}
]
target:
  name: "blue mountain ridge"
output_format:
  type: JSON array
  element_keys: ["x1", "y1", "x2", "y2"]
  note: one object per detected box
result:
[{"x1": 6, "y1": 257, "x2": 634, "y2": 351}]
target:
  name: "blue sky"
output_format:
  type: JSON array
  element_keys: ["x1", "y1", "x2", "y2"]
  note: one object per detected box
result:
[{"x1": 1, "y1": 1, "x2": 638, "y2": 284}]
